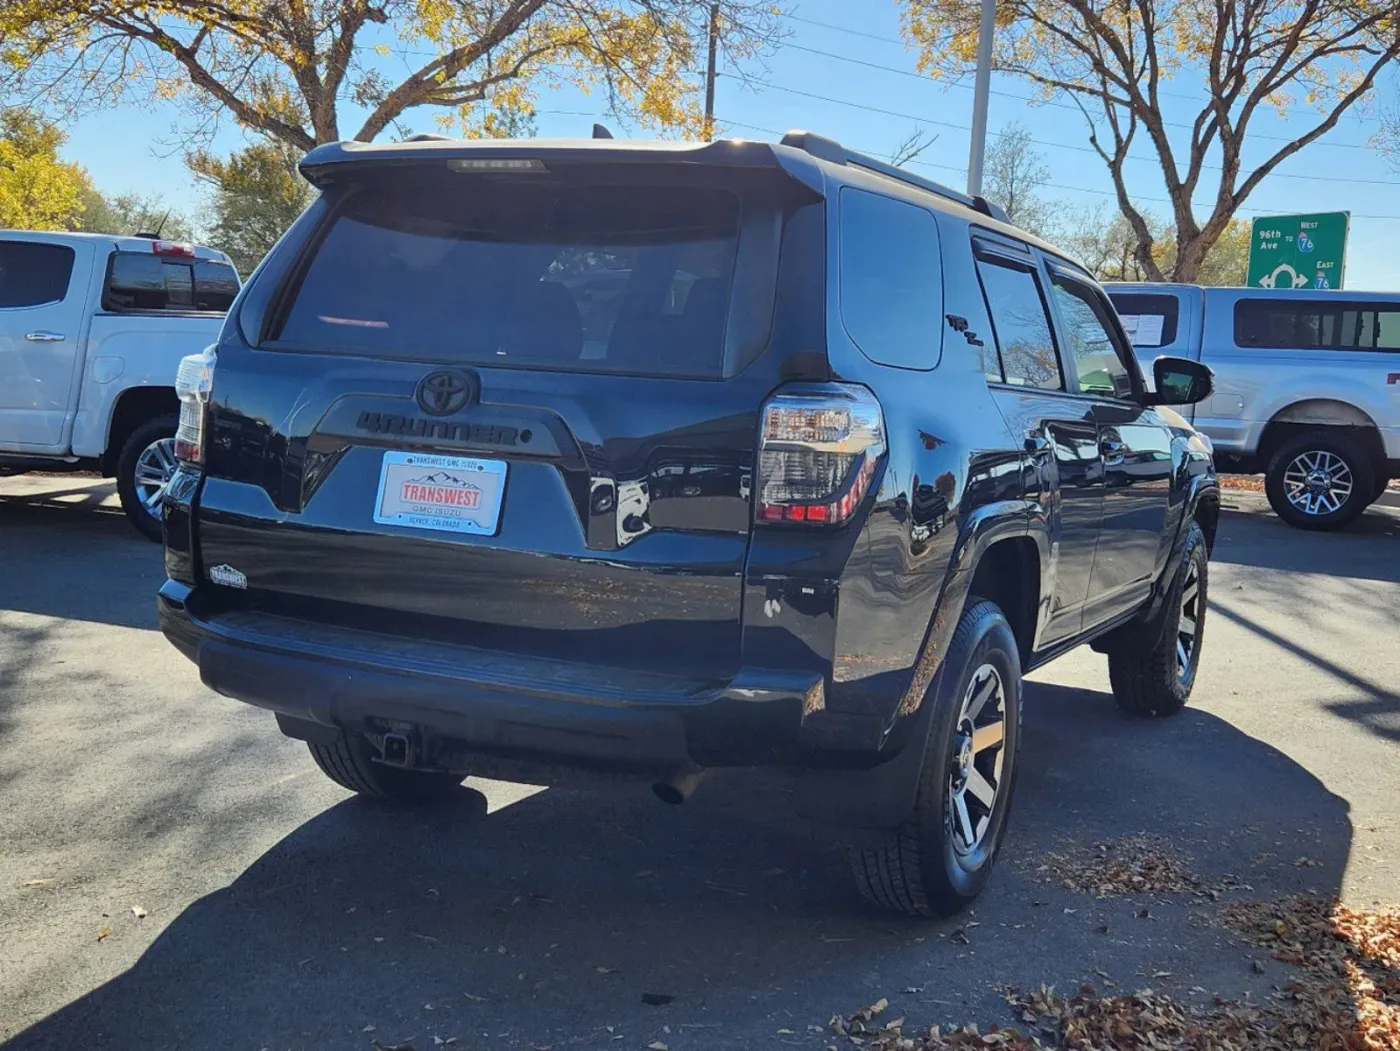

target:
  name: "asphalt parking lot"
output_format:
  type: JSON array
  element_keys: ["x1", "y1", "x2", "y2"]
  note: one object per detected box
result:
[{"x1": 1, "y1": 475, "x2": 1398, "y2": 1050}]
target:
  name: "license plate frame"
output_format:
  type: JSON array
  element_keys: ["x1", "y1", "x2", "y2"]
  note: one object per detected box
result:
[{"x1": 372, "y1": 450, "x2": 508, "y2": 536}]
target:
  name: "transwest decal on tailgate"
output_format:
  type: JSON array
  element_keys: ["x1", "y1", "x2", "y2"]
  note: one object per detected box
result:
[{"x1": 373, "y1": 452, "x2": 507, "y2": 535}]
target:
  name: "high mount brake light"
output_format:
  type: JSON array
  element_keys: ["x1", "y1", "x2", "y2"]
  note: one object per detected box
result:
[
  {"x1": 152, "y1": 240, "x2": 196, "y2": 257},
  {"x1": 174, "y1": 347, "x2": 217, "y2": 464},
  {"x1": 756, "y1": 384, "x2": 886, "y2": 526}
]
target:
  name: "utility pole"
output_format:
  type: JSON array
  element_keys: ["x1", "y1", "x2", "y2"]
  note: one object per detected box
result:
[
  {"x1": 704, "y1": 2, "x2": 720, "y2": 141},
  {"x1": 966, "y1": 0, "x2": 996, "y2": 196}
]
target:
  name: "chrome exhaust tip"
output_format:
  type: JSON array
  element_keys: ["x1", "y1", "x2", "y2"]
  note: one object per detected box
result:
[{"x1": 652, "y1": 767, "x2": 704, "y2": 805}]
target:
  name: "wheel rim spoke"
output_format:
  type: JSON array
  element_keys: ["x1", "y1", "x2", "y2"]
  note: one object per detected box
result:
[
  {"x1": 953, "y1": 793, "x2": 975, "y2": 848},
  {"x1": 1179, "y1": 615, "x2": 1196, "y2": 637},
  {"x1": 965, "y1": 768, "x2": 997, "y2": 808},
  {"x1": 971, "y1": 721, "x2": 1004, "y2": 753},
  {"x1": 1176, "y1": 639, "x2": 1190, "y2": 676},
  {"x1": 964, "y1": 672, "x2": 997, "y2": 722}
]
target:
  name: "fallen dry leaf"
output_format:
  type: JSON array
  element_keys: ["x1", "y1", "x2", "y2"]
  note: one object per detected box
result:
[
  {"x1": 647, "y1": 1042, "x2": 668, "y2": 1051},
  {"x1": 372, "y1": 1042, "x2": 416, "y2": 1051},
  {"x1": 23, "y1": 879, "x2": 52, "y2": 888},
  {"x1": 595, "y1": 966, "x2": 618, "y2": 975},
  {"x1": 1037, "y1": 835, "x2": 1244, "y2": 899},
  {"x1": 96, "y1": 926, "x2": 111, "y2": 942}
]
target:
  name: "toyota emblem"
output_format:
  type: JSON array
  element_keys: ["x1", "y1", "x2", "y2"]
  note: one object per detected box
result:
[{"x1": 415, "y1": 369, "x2": 477, "y2": 416}]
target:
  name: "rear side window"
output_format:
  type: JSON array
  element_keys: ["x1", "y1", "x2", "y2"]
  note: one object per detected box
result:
[
  {"x1": 104, "y1": 253, "x2": 239, "y2": 313},
  {"x1": 1108, "y1": 292, "x2": 1179, "y2": 348},
  {"x1": 976, "y1": 257, "x2": 1063, "y2": 390},
  {"x1": 275, "y1": 180, "x2": 742, "y2": 378},
  {"x1": 1235, "y1": 299, "x2": 1400, "y2": 351},
  {"x1": 0, "y1": 241, "x2": 75, "y2": 308},
  {"x1": 838, "y1": 188, "x2": 943, "y2": 370}
]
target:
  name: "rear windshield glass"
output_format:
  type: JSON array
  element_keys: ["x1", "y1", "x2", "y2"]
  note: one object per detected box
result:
[
  {"x1": 103, "y1": 253, "x2": 240, "y2": 313},
  {"x1": 276, "y1": 179, "x2": 741, "y2": 377}
]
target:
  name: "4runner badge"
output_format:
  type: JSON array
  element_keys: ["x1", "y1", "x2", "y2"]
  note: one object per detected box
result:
[{"x1": 209, "y1": 564, "x2": 248, "y2": 589}]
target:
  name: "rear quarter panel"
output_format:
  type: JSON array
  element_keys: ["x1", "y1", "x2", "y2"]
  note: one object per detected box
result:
[
  {"x1": 810, "y1": 173, "x2": 1027, "y2": 747},
  {"x1": 70, "y1": 312, "x2": 227, "y2": 457}
]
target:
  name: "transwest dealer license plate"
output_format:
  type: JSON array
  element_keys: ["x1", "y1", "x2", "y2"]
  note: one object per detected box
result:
[{"x1": 373, "y1": 451, "x2": 507, "y2": 535}]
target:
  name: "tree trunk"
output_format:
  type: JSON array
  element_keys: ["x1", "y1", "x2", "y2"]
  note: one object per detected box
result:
[{"x1": 1172, "y1": 234, "x2": 1210, "y2": 283}]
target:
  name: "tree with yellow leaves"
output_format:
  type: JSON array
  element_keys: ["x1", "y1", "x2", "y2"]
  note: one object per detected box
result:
[
  {"x1": 0, "y1": 1, "x2": 778, "y2": 150},
  {"x1": 0, "y1": 110, "x2": 89, "y2": 230},
  {"x1": 901, "y1": 0, "x2": 1400, "y2": 283}
]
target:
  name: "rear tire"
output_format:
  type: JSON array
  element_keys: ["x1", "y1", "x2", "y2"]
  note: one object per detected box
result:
[
  {"x1": 115, "y1": 414, "x2": 179, "y2": 543},
  {"x1": 848, "y1": 599, "x2": 1022, "y2": 917},
  {"x1": 308, "y1": 733, "x2": 465, "y2": 802},
  {"x1": 1264, "y1": 430, "x2": 1374, "y2": 531},
  {"x1": 1108, "y1": 521, "x2": 1208, "y2": 718}
]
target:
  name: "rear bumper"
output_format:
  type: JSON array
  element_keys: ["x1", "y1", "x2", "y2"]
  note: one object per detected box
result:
[{"x1": 158, "y1": 579, "x2": 832, "y2": 775}]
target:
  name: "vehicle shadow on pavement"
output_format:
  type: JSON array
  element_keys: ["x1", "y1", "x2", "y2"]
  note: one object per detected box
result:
[
  {"x1": 3, "y1": 682, "x2": 1353, "y2": 1051},
  {"x1": 1211, "y1": 500, "x2": 1400, "y2": 583},
  {"x1": 0, "y1": 487, "x2": 159, "y2": 631}
]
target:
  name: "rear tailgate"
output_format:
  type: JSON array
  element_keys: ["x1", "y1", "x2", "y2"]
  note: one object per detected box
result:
[{"x1": 195, "y1": 148, "x2": 823, "y2": 683}]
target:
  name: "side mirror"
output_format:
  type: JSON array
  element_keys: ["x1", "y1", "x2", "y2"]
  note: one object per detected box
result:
[{"x1": 1146, "y1": 356, "x2": 1213, "y2": 406}]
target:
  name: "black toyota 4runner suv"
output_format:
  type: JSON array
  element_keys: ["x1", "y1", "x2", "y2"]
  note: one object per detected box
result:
[{"x1": 159, "y1": 130, "x2": 1219, "y2": 917}]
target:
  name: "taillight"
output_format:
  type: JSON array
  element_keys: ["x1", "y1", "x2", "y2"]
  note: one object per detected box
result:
[
  {"x1": 756, "y1": 384, "x2": 886, "y2": 525},
  {"x1": 174, "y1": 347, "x2": 216, "y2": 464}
]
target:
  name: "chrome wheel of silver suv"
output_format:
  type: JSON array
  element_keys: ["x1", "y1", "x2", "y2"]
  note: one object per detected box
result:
[
  {"x1": 1281, "y1": 449, "x2": 1352, "y2": 517},
  {"x1": 1264, "y1": 431, "x2": 1373, "y2": 532}
]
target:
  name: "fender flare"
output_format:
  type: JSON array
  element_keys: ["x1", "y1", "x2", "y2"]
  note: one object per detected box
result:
[{"x1": 795, "y1": 499, "x2": 1043, "y2": 835}]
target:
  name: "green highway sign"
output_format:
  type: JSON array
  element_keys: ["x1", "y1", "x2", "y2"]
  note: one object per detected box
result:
[{"x1": 1247, "y1": 212, "x2": 1349, "y2": 290}]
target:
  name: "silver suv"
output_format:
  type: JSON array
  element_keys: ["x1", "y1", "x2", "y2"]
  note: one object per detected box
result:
[{"x1": 1106, "y1": 284, "x2": 1400, "y2": 530}]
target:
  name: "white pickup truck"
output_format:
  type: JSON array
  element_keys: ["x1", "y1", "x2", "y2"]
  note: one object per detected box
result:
[{"x1": 0, "y1": 231, "x2": 239, "y2": 539}]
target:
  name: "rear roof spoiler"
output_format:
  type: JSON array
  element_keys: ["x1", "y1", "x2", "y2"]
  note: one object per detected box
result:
[
  {"x1": 297, "y1": 129, "x2": 1010, "y2": 225},
  {"x1": 298, "y1": 136, "x2": 792, "y2": 188},
  {"x1": 777, "y1": 130, "x2": 1009, "y2": 222}
]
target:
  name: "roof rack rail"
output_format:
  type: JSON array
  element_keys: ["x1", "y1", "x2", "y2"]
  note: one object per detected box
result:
[{"x1": 778, "y1": 129, "x2": 1010, "y2": 224}]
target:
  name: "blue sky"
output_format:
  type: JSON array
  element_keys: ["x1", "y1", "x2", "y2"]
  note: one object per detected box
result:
[{"x1": 57, "y1": 0, "x2": 1400, "y2": 289}]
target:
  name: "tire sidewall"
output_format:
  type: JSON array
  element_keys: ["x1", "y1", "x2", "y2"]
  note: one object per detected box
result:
[
  {"x1": 915, "y1": 602, "x2": 1022, "y2": 903},
  {"x1": 1265, "y1": 433, "x2": 1374, "y2": 530},
  {"x1": 115, "y1": 414, "x2": 179, "y2": 542}
]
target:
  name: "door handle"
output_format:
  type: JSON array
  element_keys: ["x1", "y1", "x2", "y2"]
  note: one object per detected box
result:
[
  {"x1": 1100, "y1": 439, "x2": 1127, "y2": 465},
  {"x1": 1024, "y1": 434, "x2": 1051, "y2": 455},
  {"x1": 24, "y1": 331, "x2": 66, "y2": 342}
]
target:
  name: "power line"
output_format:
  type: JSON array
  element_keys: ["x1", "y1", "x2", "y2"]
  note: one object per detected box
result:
[
  {"x1": 777, "y1": 10, "x2": 1374, "y2": 141},
  {"x1": 750, "y1": 78, "x2": 1400, "y2": 187},
  {"x1": 773, "y1": 40, "x2": 1377, "y2": 154},
  {"x1": 713, "y1": 115, "x2": 1400, "y2": 221}
]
